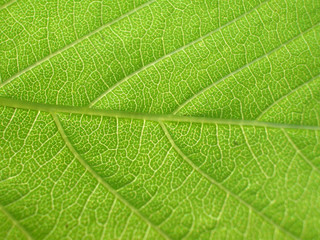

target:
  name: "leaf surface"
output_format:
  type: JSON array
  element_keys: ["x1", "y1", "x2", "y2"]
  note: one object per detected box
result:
[{"x1": 0, "y1": 0, "x2": 320, "y2": 239}]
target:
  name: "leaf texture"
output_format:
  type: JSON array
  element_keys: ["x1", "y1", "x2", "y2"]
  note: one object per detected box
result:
[{"x1": 0, "y1": 0, "x2": 320, "y2": 239}]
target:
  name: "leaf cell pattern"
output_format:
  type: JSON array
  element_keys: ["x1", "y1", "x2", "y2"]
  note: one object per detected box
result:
[{"x1": 0, "y1": 0, "x2": 320, "y2": 239}]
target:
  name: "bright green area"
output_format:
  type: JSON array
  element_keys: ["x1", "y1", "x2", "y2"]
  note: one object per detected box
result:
[{"x1": 0, "y1": 0, "x2": 320, "y2": 239}]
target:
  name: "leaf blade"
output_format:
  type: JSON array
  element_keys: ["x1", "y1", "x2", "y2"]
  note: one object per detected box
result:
[{"x1": 1, "y1": 0, "x2": 320, "y2": 239}]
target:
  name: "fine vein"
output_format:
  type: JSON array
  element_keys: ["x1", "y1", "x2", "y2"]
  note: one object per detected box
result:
[
  {"x1": 173, "y1": 22, "x2": 320, "y2": 114},
  {"x1": 256, "y1": 73, "x2": 320, "y2": 120},
  {"x1": 0, "y1": 0, "x2": 156, "y2": 88},
  {"x1": 158, "y1": 121, "x2": 299, "y2": 240},
  {"x1": 88, "y1": 0, "x2": 269, "y2": 107},
  {"x1": 282, "y1": 129, "x2": 320, "y2": 174},
  {"x1": 51, "y1": 113, "x2": 171, "y2": 240}
]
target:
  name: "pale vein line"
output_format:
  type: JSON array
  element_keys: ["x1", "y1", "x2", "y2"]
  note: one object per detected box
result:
[
  {"x1": 256, "y1": 73, "x2": 320, "y2": 120},
  {"x1": 0, "y1": 203, "x2": 33, "y2": 240},
  {"x1": 0, "y1": 0, "x2": 157, "y2": 89},
  {"x1": 172, "y1": 22, "x2": 320, "y2": 114},
  {"x1": 88, "y1": 0, "x2": 269, "y2": 107},
  {"x1": 0, "y1": 0, "x2": 15, "y2": 11},
  {"x1": 51, "y1": 113, "x2": 170, "y2": 240},
  {"x1": 282, "y1": 129, "x2": 320, "y2": 174},
  {"x1": 158, "y1": 121, "x2": 299, "y2": 240},
  {"x1": 1, "y1": 97, "x2": 319, "y2": 131}
]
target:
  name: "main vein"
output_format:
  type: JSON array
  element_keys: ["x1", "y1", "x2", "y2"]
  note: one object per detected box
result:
[{"x1": 0, "y1": 97, "x2": 319, "y2": 131}]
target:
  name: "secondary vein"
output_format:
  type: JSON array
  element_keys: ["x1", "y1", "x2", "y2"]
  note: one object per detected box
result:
[
  {"x1": 158, "y1": 121, "x2": 299, "y2": 240},
  {"x1": 51, "y1": 113, "x2": 171, "y2": 240},
  {"x1": 282, "y1": 129, "x2": 320, "y2": 174},
  {"x1": 0, "y1": 203, "x2": 33, "y2": 240},
  {"x1": 0, "y1": 0, "x2": 157, "y2": 89},
  {"x1": 0, "y1": 0, "x2": 15, "y2": 11},
  {"x1": 88, "y1": 0, "x2": 269, "y2": 107},
  {"x1": 256, "y1": 73, "x2": 320, "y2": 120},
  {"x1": 172, "y1": 22, "x2": 320, "y2": 114}
]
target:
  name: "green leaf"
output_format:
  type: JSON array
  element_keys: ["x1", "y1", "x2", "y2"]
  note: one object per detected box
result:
[{"x1": 0, "y1": 0, "x2": 320, "y2": 239}]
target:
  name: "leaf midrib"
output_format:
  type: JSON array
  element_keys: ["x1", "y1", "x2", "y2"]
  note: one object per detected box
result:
[
  {"x1": 0, "y1": 97, "x2": 319, "y2": 131},
  {"x1": 0, "y1": 96, "x2": 310, "y2": 240}
]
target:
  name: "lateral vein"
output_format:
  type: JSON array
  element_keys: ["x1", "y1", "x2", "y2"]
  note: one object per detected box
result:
[
  {"x1": 158, "y1": 121, "x2": 299, "y2": 240},
  {"x1": 173, "y1": 22, "x2": 320, "y2": 114},
  {"x1": 51, "y1": 113, "x2": 171, "y2": 240},
  {"x1": 256, "y1": 73, "x2": 320, "y2": 120},
  {"x1": 0, "y1": 203, "x2": 33, "y2": 240},
  {"x1": 0, "y1": 0, "x2": 15, "y2": 11},
  {"x1": 88, "y1": 0, "x2": 269, "y2": 107},
  {"x1": 282, "y1": 129, "x2": 320, "y2": 174},
  {"x1": 0, "y1": 0, "x2": 157, "y2": 89}
]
